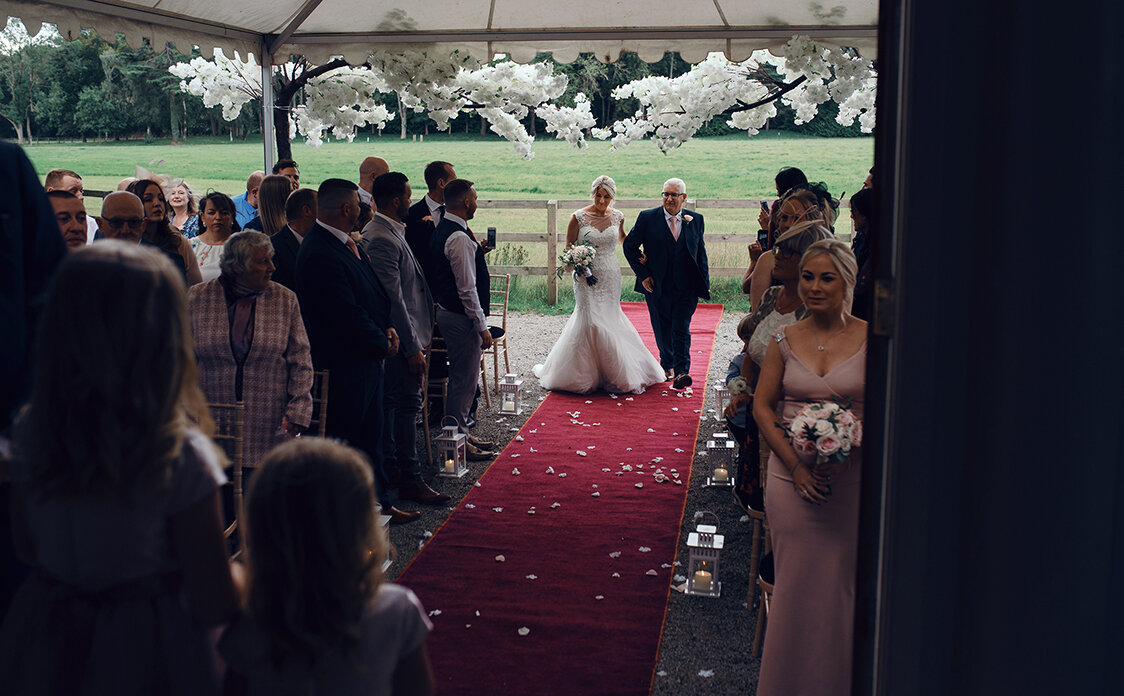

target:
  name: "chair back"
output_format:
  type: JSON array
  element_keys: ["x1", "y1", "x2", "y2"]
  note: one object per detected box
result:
[
  {"x1": 489, "y1": 274, "x2": 511, "y2": 330},
  {"x1": 206, "y1": 402, "x2": 244, "y2": 549},
  {"x1": 307, "y1": 370, "x2": 330, "y2": 437}
]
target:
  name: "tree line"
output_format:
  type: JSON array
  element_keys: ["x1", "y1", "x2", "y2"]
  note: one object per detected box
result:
[{"x1": 0, "y1": 19, "x2": 866, "y2": 144}]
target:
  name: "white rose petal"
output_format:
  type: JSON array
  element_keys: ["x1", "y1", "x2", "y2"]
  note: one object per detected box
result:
[
  {"x1": 740, "y1": 515, "x2": 750, "y2": 523},
  {"x1": 592, "y1": 492, "x2": 600, "y2": 497},
  {"x1": 530, "y1": 429, "x2": 538, "y2": 433},
  {"x1": 526, "y1": 574, "x2": 537, "y2": 580},
  {"x1": 495, "y1": 555, "x2": 505, "y2": 562},
  {"x1": 429, "y1": 609, "x2": 442, "y2": 616},
  {"x1": 493, "y1": 507, "x2": 504, "y2": 513},
  {"x1": 639, "y1": 547, "x2": 652, "y2": 552},
  {"x1": 475, "y1": 610, "x2": 481, "y2": 616},
  {"x1": 626, "y1": 447, "x2": 633, "y2": 451},
  {"x1": 512, "y1": 467, "x2": 521, "y2": 475},
  {"x1": 661, "y1": 563, "x2": 672, "y2": 568},
  {"x1": 529, "y1": 447, "x2": 538, "y2": 453},
  {"x1": 602, "y1": 467, "x2": 611, "y2": 472},
  {"x1": 673, "y1": 479, "x2": 683, "y2": 485},
  {"x1": 657, "y1": 670, "x2": 667, "y2": 677},
  {"x1": 674, "y1": 448, "x2": 685, "y2": 453},
  {"x1": 576, "y1": 451, "x2": 587, "y2": 457},
  {"x1": 592, "y1": 484, "x2": 598, "y2": 488},
  {"x1": 595, "y1": 595, "x2": 605, "y2": 600},
  {"x1": 545, "y1": 466, "x2": 555, "y2": 474},
  {"x1": 646, "y1": 569, "x2": 658, "y2": 576},
  {"x1": 609, "y1": 551, "x2": 622, "y2": 558},
  {"x1": 699, "y1": 669, "x2": 714, "y2": 678},
  {"x1": 550, "y1": 502, "x2": 561, "y2": 509},
  {"x1": 474, "y1": 482, "x2": 482, "y2": 487},
  {"x1": 466, "y1": 624, "x2": 472, "y2": 628},
  {"x1": 558, "y1": 473, "x2": 567, "y2": 478},
  {"x1": 674, "y1": 574, "x2": 687, "y2": 582},
  {"x1": 636, "y1": 482, "x2": 644, "y2": 489},
  {"x1": 518, "y1": 627, "x2": 531, "y2": 636},
  {"x1": 612, "y1": 572, "x2": 621, "y2": 578},
  {"x1": 625, "y1": 397, "x2": 634, "y2": 401},
  {"x1": 647, "y1": 428, "x2": 655, "y2": 433},
  {"x1": 672, "y1": 407, "x2": 678, "y2": 411},
  {"x1": 609, "y1": 394, "x2": 618, "y2": 399},
  {"x1": 622, "y1": 464, "x2": 633, "y2": 471},
  {"x1": 423, "y1": 530, "x2": 433, "y2": 538},
  {"x1": 511, "y1": 454, "x2": 520, "y2": 458},
  {"x1": 515, "y1": 435, "x2": 524, "y2": 442},
  {"x1": 527, "y1": 509, "x2": 535, "y2": 515},
  {"x1": 585, "y1": 400, "x2": 593, "y2": 404}
]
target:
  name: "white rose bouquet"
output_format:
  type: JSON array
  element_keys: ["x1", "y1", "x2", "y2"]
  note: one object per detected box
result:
[
  {"x1": 557, "y1": 238, "x2": 598, "y2": 286},
  {"x1": 788, "y1": 400, "x2": 862, "y2": 465}
]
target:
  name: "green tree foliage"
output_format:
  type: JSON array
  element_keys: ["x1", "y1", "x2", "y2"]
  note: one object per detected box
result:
[{"x1": 0, "y1": 18, "x2": 58, "y2": 142}]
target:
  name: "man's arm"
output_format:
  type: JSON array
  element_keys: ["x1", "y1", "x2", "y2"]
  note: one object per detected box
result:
[
  {"x1": 299, "y1": 251, "x2": 390, "y2": 359},
  {"x1": 445, "y1": 232, "x2": 487, "y2": 333},
  {"x1": 364, "y1": 231, "x2": 422, "y2": 356},
  {"x1": 621, "y1": 211, "x2": 650, "y2": 280}
]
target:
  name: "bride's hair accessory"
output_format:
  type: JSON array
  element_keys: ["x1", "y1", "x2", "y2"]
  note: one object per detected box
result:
[{"x1": 589, "y1": 175, "x2": 617, "y2": 200}]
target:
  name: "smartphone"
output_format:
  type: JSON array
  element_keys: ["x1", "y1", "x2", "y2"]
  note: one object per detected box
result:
[
  {"x1": 486, "y1": 227, "x2": 497, "y2": 248},
  {"x1": 760, "y1": 200, "x2": 770, "y2": 213},
  {"x1": 757, "y1": 229, "x2": 769, "y2": 245}
]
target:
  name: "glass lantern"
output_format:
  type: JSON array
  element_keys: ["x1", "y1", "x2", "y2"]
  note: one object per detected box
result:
[
  {"x1": 705, "y1": 437, "x2": 736, "y2": 487},
  {"x1": 714, "y1": 379, "x2": 730, "y2": 422},
  {"x1": 685, "y1": 511, "x2": 724, "y2": 597},
  {"x1": 436, "y1": 416, "x2": 468, "y2": 478},
  {"x1": 498, "y1": 373, "x2": 524, "y2": 415}
]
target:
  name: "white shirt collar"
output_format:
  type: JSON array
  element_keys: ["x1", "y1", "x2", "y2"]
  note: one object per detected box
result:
[
  {"x1": 317, "y1": 219, "x2": 352, "y2": 246},
  {"x1": 664, "y1": 209, "x2": 683, "y2": 222},
  {"x1": 425, "y1": 194, "x2": 442, "y2": 214},
  {"x1": 373, "y1": 211, "x2": 406, "y2": 235},
  {"x1": 442, "y1": 211, "x2": 468, "y2": 230}
]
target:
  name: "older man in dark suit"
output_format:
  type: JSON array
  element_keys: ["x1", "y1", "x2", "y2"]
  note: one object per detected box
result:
[
  {"x1": 362, "y1": 172, "x2": 448, "y2": 505},
  {"x1": 294, "y1": 178, "x2": 418, "y2": 524},
  {"x1": 623, "y1": 177, "x2": 710, "y2": 390}
]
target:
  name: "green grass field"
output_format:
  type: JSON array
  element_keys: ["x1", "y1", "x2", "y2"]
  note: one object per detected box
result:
[{"x1": 23, "y1": 132, "x2": 873, "y2": 313}]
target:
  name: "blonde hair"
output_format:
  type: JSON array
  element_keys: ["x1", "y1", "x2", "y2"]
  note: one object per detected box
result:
[
  {"x1": 256, "y1": 175, "x2": 291, "y2": 237},
  {"x1": 245, "y1": 438, "x2": 388, "y2": 665},
  {"x1": 590, "y1": 175, "x2": 617, "y2": 200},
  {"x1": 166, "y1": 178, "x2": 198, "y2": 216},
  {"x1": 799, "y1": 238, "x2": 859, "y2": 303},
  {"x1": 27, "y1": 242, "x2": 211, "y2": 503}
]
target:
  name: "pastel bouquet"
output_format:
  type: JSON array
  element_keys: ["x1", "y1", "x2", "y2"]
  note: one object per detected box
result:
[
  {"x1": 788, "y1": 400, "x2": 862, "y2": 465},
  {"x1": 557, "y1": 240, "x2": 598, "y2": 286}
]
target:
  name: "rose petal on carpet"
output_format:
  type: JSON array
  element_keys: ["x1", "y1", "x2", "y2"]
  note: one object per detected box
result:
[{"x1": 397, "y1": 302, "x2": 725, "y2": 694}]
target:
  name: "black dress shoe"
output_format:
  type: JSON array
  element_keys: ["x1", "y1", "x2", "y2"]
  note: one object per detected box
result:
[
  {"x1": 399, "y1": 482, "x2": 452, "y2": 505},
  {"x1": 672, "y1": 373, "x2": 693, "y2": 390},
  {"x1": 387, "y1": 506, "x2": 421, "y2": 524}
]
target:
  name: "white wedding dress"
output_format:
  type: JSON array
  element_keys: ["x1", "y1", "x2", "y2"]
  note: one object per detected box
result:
[{"x1": 533, "y1": 209, "x2": 666, "y2": 394}]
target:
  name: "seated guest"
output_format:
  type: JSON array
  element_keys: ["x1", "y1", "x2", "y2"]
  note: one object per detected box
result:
[
  {"x1": 188, "y1": 232, "x2": 313, "y2": 469},
  {"x1": 233, "y1": 171, "x2": 265, "y2": 229},
  {"x1": 128, "y1": 179, "x2": 203, "y2": 285},
  {"x1": 190, "y1": 192, "x2": 241, "y2": 282},
  {"x1": 45, "y1": 190, "x2": 88, "y2": 251},
  {"x1": 0, "y1": 241, "x2": 239, "y2": 694},
  {"x1": 242, "y1": 174, "x2": 291, "y2": 234},
  {"x1": 270, "y1": 188, "x2": 316, "y2": 292},
  {"x1": 44, "y1": 167, "x2": 99, "y2": 244},
  {"x1": 362, "y1": 172, "x2": 447, "y2": 504},
  {"x1": 219, "y1": 438, "x2": 435, "y2": 695},
  {"x1": 166, "y1": 178, "x2": 201, "y2": 238}
]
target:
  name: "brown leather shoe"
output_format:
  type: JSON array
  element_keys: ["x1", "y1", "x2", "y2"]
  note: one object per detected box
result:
[
  {"x1": 387, "y1": 506, "x2": 421, "y2": 524},
  {"x1": 399, "y1": 481, "x2": 452, "y2": 505},
  {"x1": 467, "y1": 434, "x2": 497, "y2": 450},
  {"x1": 672, "y1": 373, "x2": 693, "y2": 390},
  {"x1": 466, "y1": 442, "x2": 494, "y2": 460}
]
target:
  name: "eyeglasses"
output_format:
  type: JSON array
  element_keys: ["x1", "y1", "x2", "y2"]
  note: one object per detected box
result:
[
  {"x1": 661, "y1": 192, "x2": 685, "y2": 199},
  {"x1": 104, "y1": 217, "x2": 145, "y2": 229}
]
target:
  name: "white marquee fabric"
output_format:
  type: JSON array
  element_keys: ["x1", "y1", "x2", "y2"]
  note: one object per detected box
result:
[{"x1": 3, "y1": 0, "x2": 877, "y2": 64}]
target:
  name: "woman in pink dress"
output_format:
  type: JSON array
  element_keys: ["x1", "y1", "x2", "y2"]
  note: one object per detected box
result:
[{"x1": 753, "y1": 238, "x2": 866, "y2": 696}]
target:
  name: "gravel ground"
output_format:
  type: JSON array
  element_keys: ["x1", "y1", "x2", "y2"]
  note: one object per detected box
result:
[{"x1": 385, "y1": 307, "x2": 760, "y2": 694}]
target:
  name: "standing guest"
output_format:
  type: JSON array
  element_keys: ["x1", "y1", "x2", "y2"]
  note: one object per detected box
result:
[
  {"x1": 127, "y1": 179, "x2": 203, "y2": 286},
  {"x1": 753, "y1": 239, "x2": 866, "y2": 696},
  {"x1": 746, "y1": 187, "x2": 833, "y2": 310},
  {"x1": 357, "y1": 156, "x2": 390, "y2": 206},
  {"x1": 117, "y1": 177, "x2": 138, "y2": 191},
  {"x1": 273, "y1": 159, "x2": 301, "y2": 191},
  {"x1": 43, "y1": 167, "x2": 100, "y2": 244},
  {"x1": 849, "y1": 188, "x2": 875, "y2": 321},
  {"x1": 270, "y1": 188, "x2": 316, "y2": 292},
  {"x1": 862, "y1": 166, "x2": 874, "y2": 190},
  {"x1": 243, "y1": 175, "x2": 291, "y2": 234},
  {"x1": 622, "y1": 177, "x2": 711, "y2": 390},
  {"x1": 233, "y1": 171, "x2": 265, "y2": 229},
  {"x1": 218, "y1": 438, "x2": 435, "y2": 696},
  {"x1": 190, "y1": 192, "x2": 241, "y2": 282},
  {"x1": 429, "y1": 179, "x2": 496, "y2": 459},
  {"x1": 405, "y1": 160, "x2": 456, "y2": 279},
  {"x1": 166, "y1": 178, "x2": 201, "y2": 238},
  {"x1": 0, "y1": 242, "x2": 240, "y2": 695},
  {"x1": 295, "y1": 179, "x2": 417, "y2": 524},
  {"x1": 45, "y1": 190, "x2": 88, "y2": 251},
  {"x1": 188, "y1": 232, "x2": 312, "y2": 469},
  {"x1": 744, "y1": 166, "x2": 809, "y2": 294},
  {"x1": 363, "y1": 172, "x2": 447, "y2": 504}
]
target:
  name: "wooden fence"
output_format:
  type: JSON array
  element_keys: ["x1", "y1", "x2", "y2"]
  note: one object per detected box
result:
[{"x1": 480, "y1": 198, "x2": 850, "y2": 305}]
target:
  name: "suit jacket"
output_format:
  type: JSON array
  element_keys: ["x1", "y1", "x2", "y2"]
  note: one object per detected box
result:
[
  {"x1": 270, "y1": 225, "x2": 301, "y2": 292},
  {"x1": 404, "y1": 199, "x2": 438, "y2": 282},
  {"x1": 361, "y1": 215, "x2": 434, "y2": 357},
  {"x1": 622, "y1": 207, "x2": 711, "y2": 300},
  {"x1": 188, "y1": 278, "x2": 313, "y2": 467},
  {"x1": 294, "y1": 223, "x2": 393, "y2": 440}
]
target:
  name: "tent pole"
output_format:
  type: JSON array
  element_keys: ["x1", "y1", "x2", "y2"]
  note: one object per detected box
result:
[{"x1": 261, "y1": 44, "x2": 276, "y2": 173}]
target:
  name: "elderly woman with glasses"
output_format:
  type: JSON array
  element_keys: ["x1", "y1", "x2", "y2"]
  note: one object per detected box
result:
[
  {"x1": 187, "y1": 232, "x2": 313, "y2": 469},
  {"x1": 725, "y1": 221, "x2": 834, "y2": 511}
]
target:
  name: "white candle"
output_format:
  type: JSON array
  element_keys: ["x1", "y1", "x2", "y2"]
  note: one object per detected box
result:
[
  {"x1": 694, "y1": 570, "x2": 713, "y2": 592},
  {"x1": 445, "y1": 458, "x2": 456, "y2": 473},
  {"x1": 713, "y1": 467, "x2": 729, "y2": 483}
]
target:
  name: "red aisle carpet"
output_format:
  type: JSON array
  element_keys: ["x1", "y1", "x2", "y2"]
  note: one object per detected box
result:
[{"x1": 398, "y1": 302, "x2": 724, "y2": 695}]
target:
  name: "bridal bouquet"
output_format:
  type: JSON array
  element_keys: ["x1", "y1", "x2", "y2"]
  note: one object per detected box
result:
[
  {"x1": 557, "y1": 241, "x2": 598, "y2": 286},
  {"x1": 789, "y1": 401, "x2": 862, "y2": 464}
]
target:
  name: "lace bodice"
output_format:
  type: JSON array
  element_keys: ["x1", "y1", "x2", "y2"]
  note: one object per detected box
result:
[{"x1": 572, "y1": 209, "x2": 624, "y2": 304}]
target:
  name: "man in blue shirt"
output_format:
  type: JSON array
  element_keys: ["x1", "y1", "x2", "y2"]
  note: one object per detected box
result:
[{"x1": 232, "y1": 170, "x2": 264, "y2": 229}]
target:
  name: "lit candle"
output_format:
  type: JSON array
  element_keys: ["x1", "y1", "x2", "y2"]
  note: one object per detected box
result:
[
  {"x1": 445, "y1": 458, "x2": 456, "y2": 473},
  {"x1": 693, "y1": 570, "x2": 713, "y2": 593},
  {"x1": 713, "y1": 467, "x2": 729, "y2": 483}
]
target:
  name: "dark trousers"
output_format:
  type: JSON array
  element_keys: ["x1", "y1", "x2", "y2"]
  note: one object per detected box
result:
[
  {"x1": 647, "y1": 289, "x2": 698, "y2": 374},
  {"x1": 382, "y1": 351, "x2": 424, "y2": 484},
  {"x1": 327, "y1": 368, "x2": 390, "y2": 511}
]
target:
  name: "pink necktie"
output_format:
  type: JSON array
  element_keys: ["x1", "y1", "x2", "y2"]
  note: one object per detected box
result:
[
  {"x1": 345, "y1": 237, "x2": 361, "y2": 259},
  {"x1": 669, "y1": 216, "x2": 680, "y2": 241}
]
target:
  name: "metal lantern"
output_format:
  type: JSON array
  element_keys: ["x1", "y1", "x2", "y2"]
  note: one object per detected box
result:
[
  {"x1": 714, "y1": 380, "x2": 730, "y2": 422},
  {"x1": 705, "y1": 437, "x2": 736, "y2": 488},
  {"x1": 436, "y1": 416, "x2": 468, "y2": 478},
  {"x1": 498, "y1": 373, "x2": 524, "y2": 415},
  {"x1": 685, "y1": 511, "x2": 724, "y2": 597}
]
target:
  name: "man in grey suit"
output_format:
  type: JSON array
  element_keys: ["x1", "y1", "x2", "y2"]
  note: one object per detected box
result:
[{"x1": 362, "y1": 172, "x2": 449, "y2": 505}]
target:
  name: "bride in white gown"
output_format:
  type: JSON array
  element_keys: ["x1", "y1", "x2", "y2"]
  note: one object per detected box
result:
[{"x1": 533, "y1": 176, "x2": 667, "y2": 394}]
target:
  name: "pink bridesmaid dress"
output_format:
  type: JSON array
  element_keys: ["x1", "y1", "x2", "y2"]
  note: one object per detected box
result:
[{"x1": 756, "y1": 326, "x2": 865, "y2": 696}]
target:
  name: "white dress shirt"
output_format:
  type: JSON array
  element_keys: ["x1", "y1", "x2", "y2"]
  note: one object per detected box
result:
[{"x1": 441, "y1": 211, "x2": 487, "y2": 332}]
